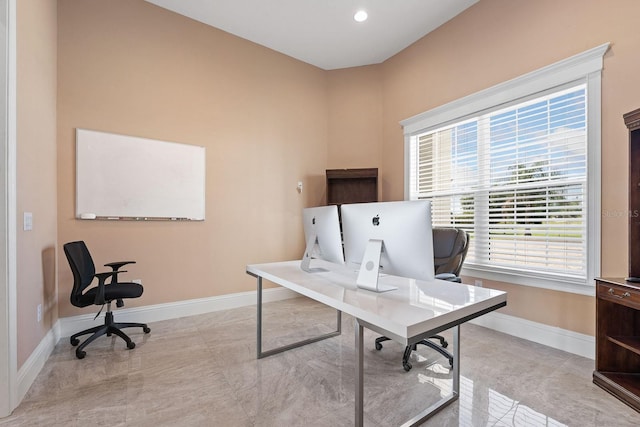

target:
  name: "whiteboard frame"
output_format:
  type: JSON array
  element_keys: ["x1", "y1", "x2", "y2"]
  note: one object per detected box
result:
[{"x1": 75, "y1": 128, "x2": 206, "y2": 221}]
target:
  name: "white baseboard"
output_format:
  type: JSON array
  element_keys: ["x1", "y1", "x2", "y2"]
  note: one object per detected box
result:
[
  {"x1": 470, "y1": 311, "x2": 595, "y2": 359},
  {"x1": 18, "y1": 286, "x2": 594, "y2": 407},
  {"x1": 16, "y1": 326, "x2": 57, "y2": 404}
]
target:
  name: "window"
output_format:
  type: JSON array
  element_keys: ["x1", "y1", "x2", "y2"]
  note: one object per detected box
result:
[
  {"x1": 410, "y1": 85, "x2": 586, "y2": 278},
  {"x1": 401, "y1": 44, "x2": 609, "y2": 294}
]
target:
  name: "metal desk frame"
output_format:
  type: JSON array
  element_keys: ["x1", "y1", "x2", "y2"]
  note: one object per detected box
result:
[{"x1": 248, "y1": 263, "x2": 506, "y2": 426}]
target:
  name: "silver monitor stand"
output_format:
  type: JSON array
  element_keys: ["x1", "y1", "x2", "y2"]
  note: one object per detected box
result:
[
  {"x1": 356, "y1": 239, "x2": 397, "y2": 292},
  {"x1": 300, "y1": 233, "x2": 329, "y2": 273}
]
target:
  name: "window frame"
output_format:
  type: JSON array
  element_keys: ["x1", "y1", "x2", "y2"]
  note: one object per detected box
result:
[{"x1": 401, "y1": 44, "x2": 609, "y2": 296}]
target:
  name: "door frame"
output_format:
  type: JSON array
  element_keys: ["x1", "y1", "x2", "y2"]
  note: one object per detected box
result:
[{"x1": 1, "y1": 0, "x2": 17, "y2": 417}]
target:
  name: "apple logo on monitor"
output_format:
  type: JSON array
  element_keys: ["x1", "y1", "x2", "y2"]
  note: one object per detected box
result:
[{"x1": 372, "y1": 215, "x2": 380, "y2": 226}]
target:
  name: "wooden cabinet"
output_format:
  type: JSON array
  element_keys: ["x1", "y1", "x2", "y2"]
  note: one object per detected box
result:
[
  {"x1": 593, "y1": 278, "x2": 640, "y2": 412},
  {"x1": 592, "y1": 109, "x2": 640, "y2": 412},
  {"x1": 326, "y1": 168, "x2": 378, "y2": 206},
  {"x1": 625, "y1": 108, "x2": 640, "y2": 279}
]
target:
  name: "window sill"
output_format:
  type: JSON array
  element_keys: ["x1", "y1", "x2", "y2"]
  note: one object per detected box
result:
[{"x1": 461, "y1": 265, "x2": 595, "y2": 296}]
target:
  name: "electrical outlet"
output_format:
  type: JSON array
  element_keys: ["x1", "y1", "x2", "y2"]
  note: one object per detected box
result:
[
  {"x1": 474, "y1": 280, "x2": 483, "y2": 287},
  {"x1": 37, "y1": 304, "x2": 42, "y2": 322}
]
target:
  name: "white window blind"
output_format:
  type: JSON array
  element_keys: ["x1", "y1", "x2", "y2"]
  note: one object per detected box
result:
[{"x1": 409, "y1": 85, "x2": 587, "y2": 281}]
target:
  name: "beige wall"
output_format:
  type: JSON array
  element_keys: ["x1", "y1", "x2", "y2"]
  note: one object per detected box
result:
[
  {"x1": 56, "y1": 0, "x2": 328, "y2": 317},
  {"x1": 17, "y1": 0, "x2": 640, "y2": 368},
  {"x1": 372, "y1": 0, "x2": 640, "y2": 335},
  {"x1": 16, "y1": 0, "x2": 58, "y2": 366},
  {"x1": 327, "y1": 66, "x2": 383, "y2": 195}
]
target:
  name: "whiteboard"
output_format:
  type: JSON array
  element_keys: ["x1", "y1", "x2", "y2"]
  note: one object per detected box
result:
[{"x1": 76, "y1": 129, "x2": 205, "y2": 220}]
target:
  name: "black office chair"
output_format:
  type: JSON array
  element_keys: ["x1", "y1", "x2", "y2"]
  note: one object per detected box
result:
[
  {"x1": 375, "y1": 227, "x2": 469, "y2": 371},
  {"x1": 64, "y1": 241, "x2": 150, "y2": 359}
]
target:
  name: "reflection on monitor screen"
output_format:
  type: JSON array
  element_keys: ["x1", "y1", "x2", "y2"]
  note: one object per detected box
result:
[
  {"x1": 341, "y1": 200, "x2": 434, "y2": 292},
  {"x1": 301, "y1": 205, "x2": 345, "y2": 273}
]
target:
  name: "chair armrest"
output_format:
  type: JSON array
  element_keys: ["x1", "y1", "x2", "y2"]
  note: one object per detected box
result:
[
  {"x1": 104, "y1": 261, "x2": 136, "y2": 271},
  {"x1": 104, "y1": 261, "x2": 136, "y2": 284},
  {"x1": 93, "y1": 271, "x2": 118, "y2": 305},
  {"x1": 435, "y1": 273, "x2": 461, "y2": 282}
]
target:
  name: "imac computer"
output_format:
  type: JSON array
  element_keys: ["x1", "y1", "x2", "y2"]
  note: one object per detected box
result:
[
  {"x1": 301, "y1": 205, "x2": 345, "y2": 272},
  {"x1": 341, "y1": 200, "x2": 434, "y2": 292}
]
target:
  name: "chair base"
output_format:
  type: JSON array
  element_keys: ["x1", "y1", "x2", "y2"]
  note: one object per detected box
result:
[
  {"x1": 375, "y1": 335, "x2": 453, "y2": 371},
  {"x1": 70, "y1": 310, "x2": 150, "y2": 359}
]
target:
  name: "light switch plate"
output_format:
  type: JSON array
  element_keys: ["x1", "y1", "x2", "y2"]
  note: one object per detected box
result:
[{"x1": 24, "y1": 212, "x2": 33, "y2": 231}]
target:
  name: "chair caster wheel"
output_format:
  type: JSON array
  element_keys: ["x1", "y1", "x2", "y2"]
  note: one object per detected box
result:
[
  {"x1": 127, "y1": 341, "x2": 136, "y2": 350},
  {"x1": 70, "y1": 337, "x2": 79, "y2": 346},
  {"x1": 442, "y1": 341, "x2": 448, "y2": 348},
  {"x1": 76, "y1": 350, "x2": 86, "y2": 359},
  {"x1": 403, "y1": 362, "x2": 412, "y2": 372},
  {"x1": 375, "y1": 342, "x2": 383, "y2": 351},
  {"x1": 143, "y1": 326, "x2": 151, "y2": 333}
]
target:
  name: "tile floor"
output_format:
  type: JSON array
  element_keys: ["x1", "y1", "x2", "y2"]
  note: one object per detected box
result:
[{"x1": 1, "y1": 297, "x2": 639, "y2": 426}]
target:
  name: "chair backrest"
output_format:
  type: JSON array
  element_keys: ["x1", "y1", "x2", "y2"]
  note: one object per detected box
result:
[
  {"x1": 63, "y1": 241, "x2": 96, "y2": 308},
  {"x1": 432, "y1": 228, "x2": 469, "y2": 276}
]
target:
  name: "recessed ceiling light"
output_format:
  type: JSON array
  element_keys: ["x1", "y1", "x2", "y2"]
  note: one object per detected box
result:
[{"x1": 354, "y1": 10, "x2": 368, "y2": 23}]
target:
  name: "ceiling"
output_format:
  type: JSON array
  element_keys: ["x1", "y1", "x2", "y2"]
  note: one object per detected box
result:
[{"x1": 144, "y1": 0, "x2": 478, "y2": 70}]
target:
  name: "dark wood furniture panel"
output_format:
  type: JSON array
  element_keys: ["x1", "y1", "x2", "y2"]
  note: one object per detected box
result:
[
  {"x1": 326, "y1": 168, "x2": 378, "y2": 206},
  {"x1": 594, "y1": 277, "x2": 640, "y2": 412},
  {"x1": 592, "y1": 109, "x2": 640, "y2": 412},
  {"x1": 625, "y1": 108, "x2": 640, "y2": 279}
]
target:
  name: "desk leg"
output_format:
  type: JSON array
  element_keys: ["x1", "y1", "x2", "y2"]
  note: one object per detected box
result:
[
  {"x1": 453, "y1": 325, "x2": 460, "y2": 395},
  {"x1": 257, "y1": 276, "x2": 263, "y2": 358},
  {"x1": 256, "y1": 276, "x2": 342, "y2": 359},
  {"x1": 354, "y1": 323, "x2": 460, "y2": 427},
  {"x1": 400, "y1": 325, "x2": 460, "y2": 427},
  {"x1": 355, "y1": 319, "x2": 364, "y2": 427}
]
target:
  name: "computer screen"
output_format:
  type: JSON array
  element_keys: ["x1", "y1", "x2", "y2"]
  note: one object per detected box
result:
[
  {"x1": 341, "y1": 200, "x2": 434, "y2": 292},
  {"x1": 301, "y1": 205, "x2": 345, "y2": 272}
]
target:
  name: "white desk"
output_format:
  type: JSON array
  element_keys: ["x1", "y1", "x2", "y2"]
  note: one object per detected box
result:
[{"x1": 246, "y1": 260, "x2": 507, "y2": 426}]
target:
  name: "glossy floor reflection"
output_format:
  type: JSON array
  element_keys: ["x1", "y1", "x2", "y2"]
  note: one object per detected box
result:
[{"x1": 2, "y1": 297, "x2": 638, "y2": 426}]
